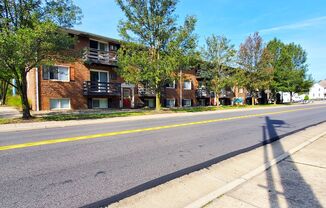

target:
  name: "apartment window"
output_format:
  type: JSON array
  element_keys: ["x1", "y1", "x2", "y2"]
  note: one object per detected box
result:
[
  {"x1": 109, "y1": 44, "x2": 118, "y2": 51},
  {"x1": 183, "y1": 99, "x2": 192, "y2": 107},
  {"x1": 198, "y1": 81, "x2": 205, "y2": 89},
  {"x1": 50, "y1": 99, "x2": 70, "y2": 110},
  {"x1": 43, "y1": 65, "x2": 69, "y2": 81},
  {"x1": 166, "y1": 80, "x2": 176, "y2": 88},
  {"x1": 166, "y1": 99, "x2": 175, "y2": 108},
  {"x1": 144, "y1": 98, "x2": 155, "y2": 108},
  {"x1": 92, "y1": 98, "x2": 108, "y2": 109},
  {"x1": 90, "y1": 40, "x2": 108, "y2": 51},
  {"x1": 184, "y1": 80, "x2": 192, "y2": 90}
]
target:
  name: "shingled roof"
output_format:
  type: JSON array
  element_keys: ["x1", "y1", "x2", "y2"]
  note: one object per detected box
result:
[{"x1": 319, "y1": 80, "x2": 326, "y2": 88}]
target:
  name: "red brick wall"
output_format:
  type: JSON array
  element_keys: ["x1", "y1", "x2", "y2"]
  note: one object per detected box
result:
[{"x1": 163, "y1": 69, "x2": 198, "y2": 107}]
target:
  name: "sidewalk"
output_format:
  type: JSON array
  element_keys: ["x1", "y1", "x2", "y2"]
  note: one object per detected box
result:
[
  {"x1": 107, "y1": 122, "x2": 326, "y2": 208},
  {"x1": 205, "y1": 134, "x2": 326, "y2": 208},
  {"x1": 0, "y1": 106, "x2": 20, "y2": 119}
]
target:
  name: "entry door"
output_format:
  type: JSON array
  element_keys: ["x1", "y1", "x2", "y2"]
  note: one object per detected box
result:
[
  {"x1": 123, "y1": 88, "x2": 132, "y2": 108},
  {"x1": 90, "y1": 71, "x2": 108, "y2": 92}
]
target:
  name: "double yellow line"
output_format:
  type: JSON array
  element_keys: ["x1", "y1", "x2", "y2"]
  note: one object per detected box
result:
[{"x1": 0, "y1": 106, "x2": 324, "y2": 151}]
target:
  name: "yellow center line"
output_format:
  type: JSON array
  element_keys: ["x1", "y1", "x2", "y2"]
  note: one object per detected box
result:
[{"x1": 0, "y1": 106, "x2": 324, "y2": 151}]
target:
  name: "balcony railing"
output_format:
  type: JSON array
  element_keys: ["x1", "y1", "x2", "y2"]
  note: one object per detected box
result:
[
  {"x1": 84, "y1": 48, "x2": 118, "y2": 65},
  {"x1": 83, "y1": 81, "x2": 121, "y2": 96},
  {"x1": 138, "y1": 87, "x2": 156, "y2": 97},
  {"x1": 196, "y1": 89, "x2": 210, "y2": 98}
]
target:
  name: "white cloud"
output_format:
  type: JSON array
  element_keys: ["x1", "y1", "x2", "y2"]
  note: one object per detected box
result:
[{"x1": 259, "y1": 16, "x2": 326, "y2": 34}]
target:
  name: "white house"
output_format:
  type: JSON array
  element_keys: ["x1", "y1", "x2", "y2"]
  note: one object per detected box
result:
[{"x1": 309, "y1": 83, "x2": 325, "y2": 100}]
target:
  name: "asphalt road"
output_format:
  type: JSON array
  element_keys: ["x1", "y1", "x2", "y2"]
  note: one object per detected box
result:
[{"x1": 0, "y1": 104, "x2": 326, "y2": 208}]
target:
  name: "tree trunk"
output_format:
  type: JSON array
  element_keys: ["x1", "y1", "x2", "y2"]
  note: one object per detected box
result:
[
  {"x1": 19, "y1": 74, "x2": 32, "y2": 119},
  {"x1": 251, "y1": 96, "x2": 255, "y2": 106},
  {"x1": 215, "y1": 92, "x2": 220, "y2": 106},
  {"x1": 1, "y1": 80, "x2": 9, "y2": 105},
  {"x1": 155, "y1": 91, "x2": 161, "y2": 111}
]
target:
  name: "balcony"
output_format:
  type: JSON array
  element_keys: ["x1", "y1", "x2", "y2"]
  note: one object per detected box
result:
[
  {"x1": 84, "y1": 48, "x2": 118, "y2": 66},
  {"x1": 138, "y1": 87, "x2": 156, "y2": 97},
  {"x1": 83, "y1": 81, "x2": 121, "y2": 96},
  {"x1": 196, "y1": 89, "x2": 210, "y2": 98}
]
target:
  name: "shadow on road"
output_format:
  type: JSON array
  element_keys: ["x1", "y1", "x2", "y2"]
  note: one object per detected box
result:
[
  {"x1": 83, "y1": 117, "x2": 325, "y2": 208},
  {"x1": 262, "y1": 116, "x2": 321, "y2": 207}
]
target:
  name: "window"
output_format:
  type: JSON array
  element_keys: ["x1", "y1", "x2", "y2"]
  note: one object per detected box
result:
[
  {"x1": 183, "y1": 99, "x2": 192, "y2": 107},
  {"x1": 166, "y1": 99, "x2": 175, "y2": 108},
  {"x1": 239, "y1": 88, "x2": 244, "y2": 93},
  {"x1": 198, "y1": 81, "x2": 205, "y2": 89},
  {"x1": 90, "y1": 40, "x2": 108, "y2": 51},
  {"x1": 50, "y1": 99, "x2": 70, "y2": 110},
  {"x1": 184, "y1": 80, "x2": 192, "y2": 90},
  {"x1": 92, "y1": 98, "x2": 108, "y2": 109},
  {"x1": 43, "y1": 65, "x2": 69, "y2": 81},
  {"x1": 166, "y1": 80, "x2": 176, "y2": 88},
  {"x1": 109, "y1": 44, "x2": 118, "y2": 51},
  {"x1": 144, "y1": 98, "x2": 155, "y2": 108}
]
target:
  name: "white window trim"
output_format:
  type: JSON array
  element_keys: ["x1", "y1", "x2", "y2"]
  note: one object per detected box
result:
[
  {"x1": 183, "y1": 99, "x2": 192, "y2": 107},
  {"x1": 50, "y1": 98, "x2": 71, "y2": 110},
  {"x1": 90, "y1": 69, "x2": 110, "y2": 82},
  {"x1": 166, "y1": 99, "x2": 176, "y2": 108},
  {"x1": 184, "y1": 80, "x2": 192, "y2": 90},
  {"x1": 166, "y1": 80, "x2": 176, "y2": 89},
  {"x1": 45, "y1": 65, "x2": 70, "y2": 82},
  {"x1": 92, "y1": 98, "x2": 108, "y2": 109},
  {"x1": 90, "y1": 39, "x2": 109, "y2": 51}
]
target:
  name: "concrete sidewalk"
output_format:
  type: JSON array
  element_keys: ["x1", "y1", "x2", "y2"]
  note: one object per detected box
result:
[
  {"x1": 108, "y1": 122, "x2": 326, "y2": 208},
  {"x1": 0, "y1": 106, "x2": 20, "y2": 119},
  {"x1": 205, "y1": 133, "x2": 326, "y2": 207}
]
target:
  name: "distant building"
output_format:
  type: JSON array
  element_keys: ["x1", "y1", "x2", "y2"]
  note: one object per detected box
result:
[{"x1": 309, "y1": 82, "x2": 325, "y2": 100}]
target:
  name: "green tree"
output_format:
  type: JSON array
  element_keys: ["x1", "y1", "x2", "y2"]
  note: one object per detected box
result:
[
  {"x1": 200, "y1": 35, "x2": 236, "y2": 106},
  {"x1": 267, "y1": 39, "x2": 313, "y2": 102},
  {"x1": 0, "y1": 0, "x2": 82, "y2": 119},
  {"x1": 237, "y1": 32, "x2": 273, "y2": 105},
  {"x1": 116, "y1": 0, "x2": 197, "y2": 110}
]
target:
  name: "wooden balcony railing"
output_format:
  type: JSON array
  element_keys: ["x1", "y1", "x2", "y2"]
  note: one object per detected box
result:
[
  {"x1": 83, "y1": 81, "x2": 121, "y2": 96},
  {"x1": 138, "y1": 87, "x2": 156, "y2": 97},
  {"x1": 83, "y1": 48, "x2": 118, "y2": 65},
  {"x1": 196, "y1": 89, "x2": 210, "y2": 98}
]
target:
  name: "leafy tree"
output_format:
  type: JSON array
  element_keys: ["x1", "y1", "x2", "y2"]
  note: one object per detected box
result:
[
  {"x1": 0, "y1": 0, "x2": 82, "y2": 119},
  {"x1": 200, "y1": 35, "x2": 236, "y2": 106},
  {"x1": 237, "y1": 32, "x2": 273, "y2": 105},
  {"x1": 267, "y1": 38, "x2": 313, "y2": 101},
  {"x1": 116, "y1": 0, "x2": 197, "y2": 110}
]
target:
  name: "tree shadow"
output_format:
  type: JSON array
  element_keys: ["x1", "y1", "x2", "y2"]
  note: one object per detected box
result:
[{"x1": 262, "y1": 116, "x2": 322, "y2": 207}]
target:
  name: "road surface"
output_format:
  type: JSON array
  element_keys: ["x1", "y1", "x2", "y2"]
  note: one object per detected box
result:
[{"x1": 0, "y1": 104, "x2": 325, "y2": 208}]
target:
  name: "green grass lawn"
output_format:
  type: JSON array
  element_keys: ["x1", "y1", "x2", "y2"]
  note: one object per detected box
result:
[
  {"x1": 0, "y1": 103, "x2": 290, "y2": 124},
  {"x1": 6, "y1": 96, "x2": 22, "y2": 109}
]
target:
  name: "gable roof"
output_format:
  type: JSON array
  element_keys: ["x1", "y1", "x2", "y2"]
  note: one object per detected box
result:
[
  {"x1": 319, "y1": 80, "x2": 326, "y2": 88},
  {"x1": 63, "y1": 28, "x2": 121, "y2": 44}
]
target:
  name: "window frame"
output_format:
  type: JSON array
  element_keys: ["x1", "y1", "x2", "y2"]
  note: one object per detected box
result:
[
  {"x1": 50, "y1": 98, "x2": 71, "y2": 110},
  {"x1": 92, "y1": 98, "x2": 108, "y2": 109},
  {"x1": 183, "y1": 80, "x2": 192, "y2": 90},
  {"x1": 183, "y1": 99, "x2": 192, "y2": 107},
  {"x1": 166, "y1": 99, "x2": 176, "y2": 108},
  {"x1": 43, "y1": 65, "x2": 70, "y2": 82},
  {"x1": 166, "y1": 80, "x2": 176, "y2": 89}
]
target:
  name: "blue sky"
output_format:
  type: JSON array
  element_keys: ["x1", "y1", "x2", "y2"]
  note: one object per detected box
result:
[{"x1": 74, "y1": 0, "x2": 326, "y2": 81}]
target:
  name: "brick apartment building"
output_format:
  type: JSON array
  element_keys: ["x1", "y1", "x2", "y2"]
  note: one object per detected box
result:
[{"x1": 26, "y1": 29, "x2": 246, "y2": 111}]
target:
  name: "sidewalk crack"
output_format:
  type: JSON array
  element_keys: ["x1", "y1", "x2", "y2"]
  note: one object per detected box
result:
[{"x1": 284, "y1": 159, "x2": 326, "y2": 169}]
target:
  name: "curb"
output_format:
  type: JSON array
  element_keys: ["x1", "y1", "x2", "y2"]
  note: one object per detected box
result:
[{"x1": 184, "y1": 131, "x2": 326, "y2": 208}]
